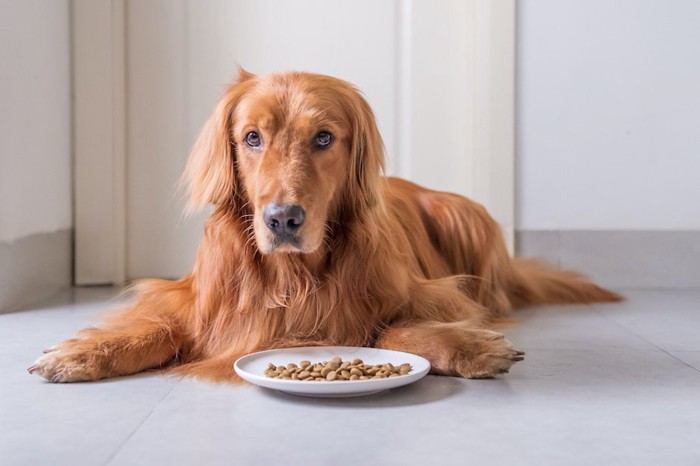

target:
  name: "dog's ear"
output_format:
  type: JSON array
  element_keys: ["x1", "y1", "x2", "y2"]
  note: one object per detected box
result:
[
  {"x1": 344, "y1": 87, "x2": 385, "y2": 215},
  {"x1": 181, "y1": 70, "x2": 254, "y2": 213}
]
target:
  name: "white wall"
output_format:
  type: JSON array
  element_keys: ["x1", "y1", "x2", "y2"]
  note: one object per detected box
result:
[
  {"x1": 517, "y1": 0, "x2": 700, "y2": 231},
  {"x1": 0, "y1": 0, "x2": 72, "y2": 242}
]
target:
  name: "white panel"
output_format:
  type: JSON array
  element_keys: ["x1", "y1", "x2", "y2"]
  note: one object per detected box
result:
[
  {"x1": 401, "y1": 0, "x2": 515, "y2": 250},
  {"x1": 126, "y1": 0, "x2": 195, "y2": 279},
  {"x1": 518, "y1": 0, "x2": 700, "y2": 230},
  {"x1": 0, "y1": 0, "x2": 71, "y2": 242},
  {"x1": 401, "y1": 0, "x2": 473, "y2": 198},
  {"x1": 73, "y1": 0, "x2": 126, "y2": 284},
  {"x1": 185, "y1": 0, "x2": 398, "y2": 166},
  {"x1": 472, "y1": 0, "x2": 516, "y2": 250}
]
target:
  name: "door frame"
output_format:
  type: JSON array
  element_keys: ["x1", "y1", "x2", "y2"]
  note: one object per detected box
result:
[
  {"x1": 72, "y1": 0, "x2": 515, "y2": 285},
  {"x1": 73, "y1": 0, "x2": 126, "y2": 285}
]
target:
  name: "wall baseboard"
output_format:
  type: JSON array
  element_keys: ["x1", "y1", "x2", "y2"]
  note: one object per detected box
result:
[
  {"x1": 516, "y1": 230, "x2": 700, "y2": 289},
  {"x1": 0, "y1": 229, "x2": 72, "y2": 313}
]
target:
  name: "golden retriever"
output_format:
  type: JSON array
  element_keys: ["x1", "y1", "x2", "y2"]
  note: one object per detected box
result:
[{"x1": 29, "y1": 70, "x2": 621, "y2": 383}]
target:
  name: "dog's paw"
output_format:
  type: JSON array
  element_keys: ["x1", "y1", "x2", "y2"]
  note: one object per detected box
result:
[
  {"x1": 455, "y1": 330, "x2": 525, "y2": 379},
  {"x1": 27, "y1": 341, "x2": 101, "y2": 383}
]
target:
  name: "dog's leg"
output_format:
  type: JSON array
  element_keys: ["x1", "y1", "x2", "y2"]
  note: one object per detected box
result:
[
  {"x1": 375, "y1": 321, "x2": 524, "y2": 378},
  {"x1": 28, "y1": 320, "x2": 185, "y2": 383},
  {"x1": 28, "y1": 280, "x2": 190, "y2": 383},
  {"x1": 375, "y1": 276, "x2": 523, "y2": 378}
]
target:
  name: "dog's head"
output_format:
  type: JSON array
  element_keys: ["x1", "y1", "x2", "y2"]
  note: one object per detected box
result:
[{"x1": 183, "y1": 70, "x2": 384, "y2": 254}]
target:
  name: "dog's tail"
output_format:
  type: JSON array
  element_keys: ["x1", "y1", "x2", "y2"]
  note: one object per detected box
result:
[{"x1": 506, "y1": 258, "x2": 623, "y2": 308}]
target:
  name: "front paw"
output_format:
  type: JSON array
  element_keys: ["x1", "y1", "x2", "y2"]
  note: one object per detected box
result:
[
  {"x1": 456, "y1": 330, "x2": 525, "y2": 379},
  {"x1": 28, "y1": 341, "x2": 101, "y2": 383}
]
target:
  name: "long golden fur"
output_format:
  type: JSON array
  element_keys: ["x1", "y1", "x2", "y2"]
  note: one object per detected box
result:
[{"x1": 29, "y1": 70, "x2": 621, "y2": 383}]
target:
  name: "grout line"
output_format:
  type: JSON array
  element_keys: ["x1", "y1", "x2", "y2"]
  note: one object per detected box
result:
[
  {"x1": 103, "y1": 381, "x2": 178, "y2": 465},
  {"x1": 662, "y1": 352, "x2": 700, "y2": 374},
  {"x1": 594, "y1": 306, "x2": 700, "y2": 375}
]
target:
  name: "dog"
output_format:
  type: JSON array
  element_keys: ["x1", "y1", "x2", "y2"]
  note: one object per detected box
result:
[{"x1": 29, "y1": 70, "x2": 621, "y2": 383}]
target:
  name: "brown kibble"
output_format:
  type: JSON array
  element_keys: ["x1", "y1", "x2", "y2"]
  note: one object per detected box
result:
[{"x1": 263, "y1": 357, "x2": 413, "y2": 381}]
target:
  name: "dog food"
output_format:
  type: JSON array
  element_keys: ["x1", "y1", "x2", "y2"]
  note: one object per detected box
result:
[{"x1": 264, "y1": 356, "x2": 412, "y2": 381}]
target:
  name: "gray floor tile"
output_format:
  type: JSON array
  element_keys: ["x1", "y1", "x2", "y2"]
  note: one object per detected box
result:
[
  {"x1": 109, "y1": 350, "x2": 700, "y2": 466},
  {"x1": 598, "y1": 290, "x2": 700, "y2": 351},
  {"x1": 0, "y1": 288, "x2": 175, "y2": 466},
  {"x1": 505, "y1": 302, "x2": 655, "y2": 352},
  {"x1": 2, "y1": 288, "x2": 700, "y2": 466},
  {"x1": 1, "y1": 375, "x2": 176, "y2": 466},
  {"x1": 669, "y1": 351, "x2": 700, "y2": 372}
]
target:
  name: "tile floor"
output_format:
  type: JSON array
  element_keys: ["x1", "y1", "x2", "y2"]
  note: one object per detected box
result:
[{"x1": 1, "y1": 287, "x2": 699, "y2": 465}]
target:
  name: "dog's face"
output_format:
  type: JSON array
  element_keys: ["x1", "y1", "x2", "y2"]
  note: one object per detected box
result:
[
  {"x1": 183, "y1": 71, "x2": 384, "y2": 255},
  {"x1": 233, "y1": 77, "x2": 352, "y2": 254}
]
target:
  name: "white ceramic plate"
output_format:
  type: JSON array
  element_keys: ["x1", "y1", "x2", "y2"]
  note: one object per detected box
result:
[{"x1": 234, "y1": 346, "x2": 431, "y2": 398}]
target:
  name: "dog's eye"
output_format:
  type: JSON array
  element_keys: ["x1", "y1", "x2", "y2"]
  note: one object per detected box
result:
[
  {"x1": 315, "y1": 131, "x2": 333, "y2": 149},
  {"x1": 245, "y1": 131, "x2": 262, "y2": 149}
]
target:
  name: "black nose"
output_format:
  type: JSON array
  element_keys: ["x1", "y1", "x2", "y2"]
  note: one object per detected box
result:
[{"x1": 263, "y1": 204, "x2": 306, "y2": 236}]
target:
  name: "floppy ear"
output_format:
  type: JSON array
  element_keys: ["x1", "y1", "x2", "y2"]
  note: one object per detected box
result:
[
  {"x1": 181, "y1": 71, "x2": 254, "y2": 213},
  {"x1": 345, "y1": 87, "x2": 385, "y2": 214}
]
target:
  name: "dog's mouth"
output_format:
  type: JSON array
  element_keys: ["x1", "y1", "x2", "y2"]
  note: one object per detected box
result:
[
  {"x1": 254, "y1": 224, "x2": 328, "y2": 255},
  {"x1": 268, "y1": 235, "x2": 304, "y2": 253}
]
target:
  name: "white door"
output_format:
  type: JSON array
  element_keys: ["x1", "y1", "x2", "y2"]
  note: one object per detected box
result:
[{"x1": 74, "y1": 0, "x2": 515, "y2": 284}]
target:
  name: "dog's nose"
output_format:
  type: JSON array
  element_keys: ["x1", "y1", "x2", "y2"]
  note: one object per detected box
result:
[{"x1": 263, "y1": 203, "x2": 306, "y2": 236}]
